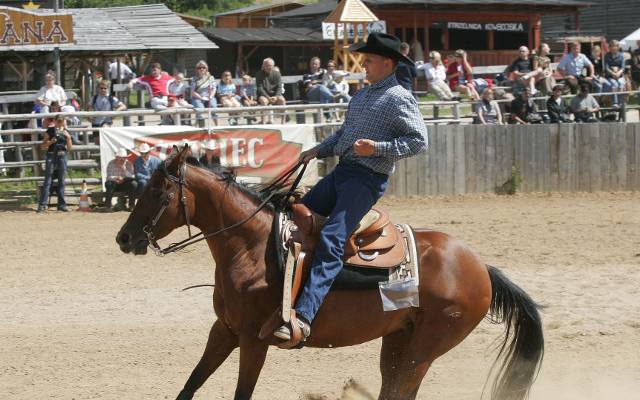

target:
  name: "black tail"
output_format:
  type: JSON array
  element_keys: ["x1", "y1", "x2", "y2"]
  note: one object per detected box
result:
[{"x1": 486, "y1": 265, "x2": 544, "y2": 400}]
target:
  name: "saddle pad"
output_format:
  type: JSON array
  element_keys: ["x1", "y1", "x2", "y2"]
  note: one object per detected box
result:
[{"x1": 332, "y1": 265, "x2": 389, "y2": 290}]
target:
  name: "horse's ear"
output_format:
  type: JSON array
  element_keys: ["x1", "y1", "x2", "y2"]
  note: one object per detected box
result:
[{"x1": 167, "y1": 144, "x2": 190, "y2": 173}]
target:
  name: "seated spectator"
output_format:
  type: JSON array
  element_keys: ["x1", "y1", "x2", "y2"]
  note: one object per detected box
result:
[
  {"x1": 240, "y1": 75, "x2": 257, "y2": 107},
  {"x1": 42, "y1": 101, "x2": 62, "y2": 129},
  {"x1": 129, "y1": 63, "x2": 174, "y2": 110},
  {"x1": 632, "y1": 41, "x2": 640, "y2": 88},
  {"x1": 570, "y1": 82, "x2": 600, "y2": 123},
  {"x1": 604, "y1": 40, "x2": 626, "y2": 107},
  {"x1": 160, "y1": 95, "x2": 179, "y2": 125},
  {"x1": 395, "y1": 42, "x2": 417, "y2": 93},
  {"x1": 169, "y1": 73, "x2": 192, "y2": 108},
  {"x1": 217, "y1": 70, "x2": 242, "y2": 125},
  {"x1": 507, "y1": 46, "x2": 538, "y2": 95},
  {"x1": 589, "y1": 45, "x2": 605, "y2": 94},
  {"x1": 199, "y1": 139, "x2": 221, "y2": 169},
  {"x1": 303, "y1": 56, "x2": 333, "y2": 121},
  {"x1": 190, "y1": 60, "x2": 217, "y2": 127},
  {"x1": 446, "y1": 50, "x2": 479, "y2": 100},
  {"x1": 35, "y1": 71, "x2": 75, "y2": 114},
  {"x1": 423, "y1": 51, "x2": 454, "y2": 101},
  {"x1": 533, "y1": 43, "x2": 555, "y2": 96},
  {"x1": 322, "y1": 59, "x2": 337, "y2": 88},
  {"x1": 476, "y1": 88, "x2": 503, "y2": 125},
  {"x1": 557, "y1": 42, "x2": 595, "y2": 94},
  {"x1": 37, "y1": 116, "x2": 73, "y2": 213},
  {"x1": 105, "y1": 147, "x2": 137, "y2": 211},
  {"x1": 91, "y1": 82, "x2": 127, "y2": 132},
  {"x1": 329, "y1": 70, "x2": 351, "y2": 103},
  {"x1": 134, "y1": 143, "x2": 161, "y2": 197},
  {"x1": 546, "y1": 84, "x2": 573, "y2": 123},
  {"x1": 509, "y1": 88, "x2": 541, "y2": 124},
  {"x1": 256, "y1": 58, "x2": 286, "y2": 124}
]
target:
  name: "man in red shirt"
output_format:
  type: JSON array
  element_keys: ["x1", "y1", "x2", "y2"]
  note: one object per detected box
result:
[
  {"x1": 446, "y1": 49, "x2": 479, "y2": 100},
  {"x1": 130, "y1": 62, "x2": 174, "y2": 110}
]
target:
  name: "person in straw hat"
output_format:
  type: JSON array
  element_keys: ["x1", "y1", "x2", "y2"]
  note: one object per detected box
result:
[
  {"x1": 104, "y1": 147, "x2": 138, "y2": 211},
  {"x1": 273, "y1": 32, "x2": 428, "y2": 346},
  {"x1": 134, "y1": 143, "x2": 161, "y2": 197},
  {"x1": 199, "y1": 139, "x2": 221, "y2": 169}
]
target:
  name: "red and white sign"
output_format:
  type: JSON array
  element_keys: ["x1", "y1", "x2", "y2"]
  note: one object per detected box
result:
[{"x1": 99, "y1": 125, "x2": 318, "y2": 187}]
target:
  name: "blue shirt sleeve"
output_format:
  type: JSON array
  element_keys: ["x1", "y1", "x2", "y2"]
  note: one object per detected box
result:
[
  {"x1": 373, "y1": 96, "x2": 428, "y2": 160},
  {"x1": 316, "y1": 125, "x2": 343, "y2": 158}
]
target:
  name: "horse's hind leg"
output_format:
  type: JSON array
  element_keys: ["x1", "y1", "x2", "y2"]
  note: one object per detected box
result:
[
  {"x1": 176, "y1": 320, "x2": 238, "y2": 400},
  {"x1": 378, "y1": 327, "x2": 413, "y2": 400}
]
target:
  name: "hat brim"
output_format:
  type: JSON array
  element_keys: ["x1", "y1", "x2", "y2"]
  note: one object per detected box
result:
[{"x1": 349, "y1": 42, "x2": 414, "y2": 67}]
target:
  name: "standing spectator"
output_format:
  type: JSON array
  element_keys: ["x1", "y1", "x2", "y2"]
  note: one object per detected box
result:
[
  {"x1": 570, "y1": 82, "x2": 600, "y2": 123},
  {"x1": 108, "y1": 57, "x2": 135, "y2": 91},
  {"x1": 546, "y1": 84, "x2": 572, "y2": 123},
  {"x1": 90, "y1": 82, "x2": 126, "y2": 143},
  {"x1": 37, "y1": 116, "x2": 72, "y2": 213},
  {"x1": 509, "y1": 88, "x2": 540, "y2": 124},
  {"x1": 129, "y1": 63, "x2": 174, "y2": 110},
  {"x1": 557, "y1": 42, "x2": 594, "y2": 94},
  {"x1": 507, "y1": 46, "x2": 537, "y2": 94},
  {"x1": 169, "y1": 73, "x2": 192, "y2": 108},
  {"x1": 35, "y1": 71, "x2": 75, "y2": 114},
  {"x1": 190, "y1": 60, "x2": 217, "y2": 127},
  {"x1": 589, "y1": 45, "x2": 605, "y2": 94},
  {"x1": 303, "y1": 57, "x2": 333, "y2": 121},
  {"x1": 134, "y1": 143, "x2": 161, "y2": 197},
  {"x1": 446, "y1": 50, "x2": 479, "y2": 100},
  {"x1": 199, "y1": 139, "x2": 221, "y2": 169},
  {"x1": 395, "y1": 42, "x2": 417, "y2": 93},
  {"x1": 632, "y1": 40, "x2": 640, "y2": 88},
  {"x1": 423, "y1": 51, "x2": 454, "y2": 101},
  {"x1": 104, "y1": 148, "x2": 138, "y2": 211},
  {"x1": 532, "y1": 43, "x2": 555, "y2": 95},
  {"x1": 604, "y1": 40, "x2": 626, "y2": 107},
  {"x1": 217, "y1": 70, "x2": 242, "y2": 125},
  {"x1": 256, "y1": 58, "x2": 286, "y2": 124},
  {"x1": 476, "y1": 88, "x2": 503, "y2": 125}
]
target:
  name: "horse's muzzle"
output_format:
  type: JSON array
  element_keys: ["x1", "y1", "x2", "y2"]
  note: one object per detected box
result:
[{"x1": 116, "y1": 230, "x2": 149, "y2": 255}]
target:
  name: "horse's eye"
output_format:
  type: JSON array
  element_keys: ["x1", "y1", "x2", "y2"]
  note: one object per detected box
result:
[{"x1": 151, "y1": 188, "x2": 163, "y2": 199}]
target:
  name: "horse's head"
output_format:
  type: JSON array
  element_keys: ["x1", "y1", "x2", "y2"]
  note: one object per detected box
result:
[{"x1": 116, "y1": 145, "x2": 195, "y2": 255}]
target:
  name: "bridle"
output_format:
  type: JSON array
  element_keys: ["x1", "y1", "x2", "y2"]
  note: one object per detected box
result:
[{"x1": 143, "y1": 158, "x2": 307, "y2": 256}]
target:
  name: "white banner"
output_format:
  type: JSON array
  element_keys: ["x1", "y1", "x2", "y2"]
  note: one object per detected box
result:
[
  {"x1": 322, "y1": 20, "x2": 386, "y2": 40},
  {"x1": 99, "y1": 125, "x2": 319, "y2": 189}
]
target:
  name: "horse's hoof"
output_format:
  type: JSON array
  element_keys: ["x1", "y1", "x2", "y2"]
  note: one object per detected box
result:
[{"x1": 176, "y1": 389, "x2": 194, "y2": 400}]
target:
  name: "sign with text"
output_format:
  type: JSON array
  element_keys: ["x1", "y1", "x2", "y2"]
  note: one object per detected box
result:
[
  {"x1": 0, "y1": 6, "x2": 73, "y2": 47},
  {"x1": 446, "y1": 22, "x2": 527, "y2": 32},
  {"x1": 99, "y1": 125, "x2": 319, "y2": 188},
  {"x1": 322, "y1": 20, "x2": 386, "y2": 40}
]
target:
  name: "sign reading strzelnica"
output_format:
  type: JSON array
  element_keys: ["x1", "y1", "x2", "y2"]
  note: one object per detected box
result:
[
  {"x1": 0, "y1": 6, "x2": 73, "y2": 47},
  {"x1": 447, "y1": 22, "x2": 527, "y2": 32}
]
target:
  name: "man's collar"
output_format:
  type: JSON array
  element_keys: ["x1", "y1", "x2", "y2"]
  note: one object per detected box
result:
[{"x1": 369, "y1": 72, "x2": 397, "y2": 90}]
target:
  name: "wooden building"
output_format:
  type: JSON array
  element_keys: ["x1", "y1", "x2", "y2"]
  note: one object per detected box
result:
[{"x1": 214, "y1": 2, "x2": 305, "y2": 28}]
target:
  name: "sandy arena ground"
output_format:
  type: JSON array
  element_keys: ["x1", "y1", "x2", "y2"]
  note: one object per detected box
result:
[{"x1": 1, "y1": 192, "x2": 639, "y2": 400}]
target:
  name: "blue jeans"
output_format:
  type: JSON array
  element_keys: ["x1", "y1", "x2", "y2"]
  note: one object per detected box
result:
[
  {"x1": 192, "y1": 98, "x2": 217, "y2": 120},
  {"x1": 603, "y1": 77, "x2": 625, "y2": 105},
  {"x1": 295, "y1": 162, "x2": 389, "y2": 323},
  {"x1": 307, "y1": 85, "x2": 334, "y2": 120},
  {"x1": 39, "y1": 152, "x2": 67, "y2": 208}
]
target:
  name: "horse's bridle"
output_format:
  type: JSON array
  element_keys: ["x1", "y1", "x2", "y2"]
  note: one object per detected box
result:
[{"x1": 143, "y1": 159, "x2": 307, "y2": 256}]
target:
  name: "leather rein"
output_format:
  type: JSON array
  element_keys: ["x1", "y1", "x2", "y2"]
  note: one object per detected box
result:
[{"x1": 144, "y1": 160, "x2": 307, "y2": 256}]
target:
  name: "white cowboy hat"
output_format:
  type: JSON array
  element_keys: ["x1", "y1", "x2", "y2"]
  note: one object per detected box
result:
[
  {"x1": 115, "y1": 148, "x2": 128, "y2": 158},
  {"x1": 202, "y1": 139, "x2": 217, "y2": 150},
  {"x1": 139, "y1": 143, "x2": 151, "y2": 153},
  {"x1": 333, "y1": 70, "x2": 350, "y2": 78}
]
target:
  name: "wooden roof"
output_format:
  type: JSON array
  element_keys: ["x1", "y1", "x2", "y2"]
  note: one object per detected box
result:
[
  {"x1": 199, "y1": 27, "x2": 331, "y2": 44},
  {"x1": 2, "y1": 4, "x2": 218, "y2": 52},
  {"x1": 324, "y1": 0, "x2": 378, "y2": 23},
  {"x1": 215, "y1": 1, "x2": 304, "y2": 17}
]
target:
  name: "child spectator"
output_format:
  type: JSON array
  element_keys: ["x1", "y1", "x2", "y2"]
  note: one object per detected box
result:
[
  {"x1": 217, "y1": 71, "x2": 241, "y2": 125},
  {"x1": 240, "y1": 75, "x2": 257, "y2": 107},
  {"x1": 546, "y1": 84, "x2": 573, "y2": 123},
  {"x1": 169, "y1": 73, "x2": 192, "y2": 108},
  {"x1": 329, "y1": 70, "x2": 351, "y2": 103}
]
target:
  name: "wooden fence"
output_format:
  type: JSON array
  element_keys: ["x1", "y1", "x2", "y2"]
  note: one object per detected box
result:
[{"x1": 380, "y1": 123, "x2": 640, "y2": 196}]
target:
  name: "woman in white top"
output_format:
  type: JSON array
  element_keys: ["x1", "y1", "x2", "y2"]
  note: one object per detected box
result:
[
  {"x1": 423, "y1": 51, "x2": 454, "y2": 100},
  {"x1": 35, "y1": 71, "x2": 75, "y2": 114}
]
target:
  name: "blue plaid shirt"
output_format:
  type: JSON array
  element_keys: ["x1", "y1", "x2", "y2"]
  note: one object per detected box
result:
[{"x1": 316, "y1": 73, "x2": 428, "y2": 175}]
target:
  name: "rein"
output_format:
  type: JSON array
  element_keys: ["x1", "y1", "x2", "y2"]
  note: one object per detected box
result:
[{"x1": 144, "y1": 160, "x2": 307, "y2": 256}]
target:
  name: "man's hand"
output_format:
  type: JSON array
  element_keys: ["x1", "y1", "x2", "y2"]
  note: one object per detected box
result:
[
  {"x1": 353, "y1": 139, "x2": 376, "y2": 156},
  {"x1": 299, "y1": 146, "x2": 319, "y2": 163},
  {"x1": 116, "y1": 177, "x2": 124, "y2": 184}
]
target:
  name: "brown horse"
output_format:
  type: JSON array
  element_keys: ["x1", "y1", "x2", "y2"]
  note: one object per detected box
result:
[{"x1": 116, "y1": 146, "x2": 543, "y2": 400}]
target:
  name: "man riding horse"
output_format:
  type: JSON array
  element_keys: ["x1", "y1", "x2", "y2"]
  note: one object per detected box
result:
[{"x1": 274, "y1": 33, "x2": 429, "y2": 345}]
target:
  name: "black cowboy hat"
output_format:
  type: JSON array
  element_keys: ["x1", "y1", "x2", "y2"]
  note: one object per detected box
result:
[{"x1": 349, "y1": 32, "x2": 414, "y2": 66}]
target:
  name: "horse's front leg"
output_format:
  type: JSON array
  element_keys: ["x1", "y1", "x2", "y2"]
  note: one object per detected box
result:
[
  {"x1": 176, "y1": 319, "x2": 238, "y2": 400},
  {"x1": 234, "y1": 335, "x2": 269, "y2": 400}
]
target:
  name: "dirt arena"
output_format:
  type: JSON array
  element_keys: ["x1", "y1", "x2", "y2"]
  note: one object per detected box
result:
[{"x1": 1, "y1": 192, "x2": 639, "y2": 400}]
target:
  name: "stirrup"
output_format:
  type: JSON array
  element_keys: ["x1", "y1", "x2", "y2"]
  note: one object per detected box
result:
[{"x1": 275, "y1": 311, "x2": 310, "y2": 349}]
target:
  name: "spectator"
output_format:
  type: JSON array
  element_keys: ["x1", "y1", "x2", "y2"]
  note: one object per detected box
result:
[
  {"x1": 446, "y1": 50, "x2": 479, "y2": 100},
  {"x1": 169, "y1": 73, "x2": 192, "y2": 108},
  {"x1": 507, "y1": 46, "x2": 538, "y2": 95},
  {"x1": 423, "y1": 51, "x2": 454, "y2": 101},
  {"x1": 604, "y1": 40, "x2": 626, "y2": 107},
  {"x1": 129, "y1": 62, "x2": 174, "y2": 110},
  {"x1": 42, "y1": 101, "x2": 62, "y2": 129},
  {"x1": 240, "y1": 75, "x2": 257, "y2": 107},
  {"x1": 546, "y1": 84, "x2": 573, "y2": 123},
  {"x1": 105, "y1": 147, "x2": 137, "y2": 211},
  {"x1": 199, "y1": 139, "x2": 221, "y2": 169},
  {"x1": 632, "y1": 40, "x2": 640, "y2": 88},
  {"x1": 35, "y1": 71, "x2": 75, "y2": 114},
  {"x1": 589, "y1": 45, "x2": 605, "y2": 94},
  {"x1": 217, "y1": 70, "x2": 242, "y2": 125},
  {"x1": 322, "y1": 59, "x2": 337, "y2": 88},
  {"x1": 256, "y1": 58, "x2": 286, "y2": 124},
  {"x1": 570, "y1": 82, "x2": 600, "y2": 123},
  {"x1": 36, "y1": 116, "x2": 72, "y2": 213},
  {"x1": 190, "y1": 60, "x2": 217, "y2": 127},
  {"x1": 160, "y1": 95, "x2": 179, "y2": 125},
  {"x1": 108, "y1": 57, "x2": 135, "y2": 90},
  {"x1": 476, "y1": 88, "x2": 503, "y2": 125},
  {"x1": 329, "y1": 70, "x2": 351, "y2": 103},
  {"x1": 303, "y1": 57, "x2": 333, "y2": 121},
  {"x1": 532, "y1": 43, "x2": 555, "y2": 95},
  {"x1": 90, "y1": 82, "x2": 126, "y2": 139},
  {"x1": 509, "y1": 88, "x2": 541, "y2": 124},
  {"x1": 395, "y1": 42, "x2": 417, "y2": 93},
  {"x1": 134, "y1": 143, "x2": 161, "y2": 197},
  {"x1": 557, "y1": 42, "x2": 594, "y2": 94}
]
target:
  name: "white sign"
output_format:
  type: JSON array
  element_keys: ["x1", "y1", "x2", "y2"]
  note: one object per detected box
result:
[
  {"x1": 322, "y1": 21, "x2": 386, "y2": 40},
  {"x1": 447, "y1": 22, "x2": 526, "y2": 32}
]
